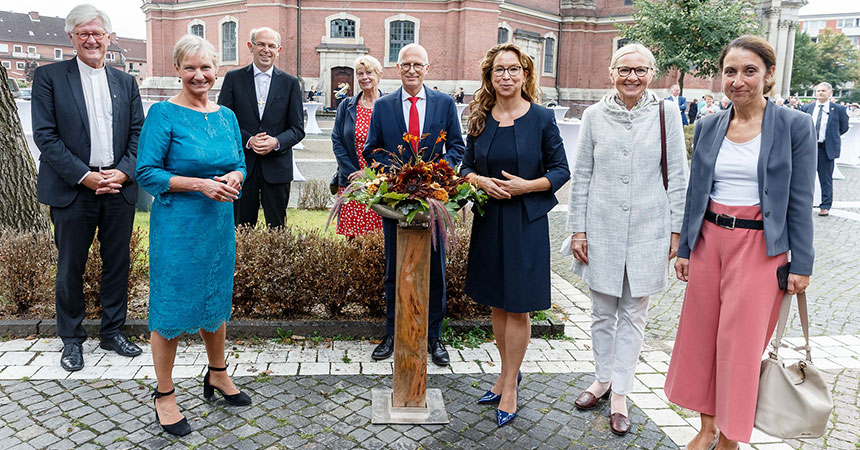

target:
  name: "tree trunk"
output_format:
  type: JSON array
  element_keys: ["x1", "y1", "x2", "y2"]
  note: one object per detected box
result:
[
  {"x1": 678, "y1": 69, "x2": 686, "y2": 96},
  {"x1": 0, "y1": 67, "x2": 50, "y2": 232}
]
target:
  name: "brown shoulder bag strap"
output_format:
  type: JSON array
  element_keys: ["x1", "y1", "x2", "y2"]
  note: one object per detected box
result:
[{"x1": 659, "y1": 100, "x2": 668, "y2": 191}]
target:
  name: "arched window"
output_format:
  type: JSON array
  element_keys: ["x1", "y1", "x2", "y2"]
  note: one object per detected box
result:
[
  {"x1": 498, "y1": 27, "x2": 509, "y2": 44},
  {"x1": 543, "y1": 37, "x2": 555, "y2": 74},
  {"x1": 389, "y1": 20, "x2": 415, "y2": 63},
  {"x1": 191, "y1": 24, "x2": 204, "y2": 38},
  {"x1": 331, "y1": 19, "x2": 355, "y2": 39},
  {"x1": 221, "y1": 21, "x2": 237, "y2": 63}
]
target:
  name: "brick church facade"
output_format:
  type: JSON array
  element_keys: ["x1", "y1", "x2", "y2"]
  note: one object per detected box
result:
[{"x1": 142, "y1": 0, "x2": 720, "y2": 111}]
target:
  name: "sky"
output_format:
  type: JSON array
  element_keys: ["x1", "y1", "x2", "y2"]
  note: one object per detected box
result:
[
  {"x1": 3, "y1": 0, "x2": 147, "y2": 39},
  {"x1": 1, "y1": 0, "x2": 843, "y2": 43}
]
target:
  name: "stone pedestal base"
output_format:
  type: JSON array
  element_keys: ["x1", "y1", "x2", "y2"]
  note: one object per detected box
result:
[{"x1": 370, "y1": 388, "x2": 449, "y2": 425}]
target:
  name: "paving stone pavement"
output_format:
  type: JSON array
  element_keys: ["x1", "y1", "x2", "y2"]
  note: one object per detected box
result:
[{"x1": 0, "y1": 373, "x2": 683, "y2": 450}]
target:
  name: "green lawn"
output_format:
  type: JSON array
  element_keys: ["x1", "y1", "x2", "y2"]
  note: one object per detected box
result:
[{"x1": 133, "y1": 208, "x2": 337, "y2": 247}]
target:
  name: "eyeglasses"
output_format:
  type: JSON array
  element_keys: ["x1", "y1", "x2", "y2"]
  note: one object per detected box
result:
[
  {"x1": 74, "y1": 31, "x2": 106, "y2": 41},
  {"x1": 252, "y1": 41, "x2": 279, "y2": 50},
  {"x1": 399, "y1": 63, "x2": 426, "y2": 72},
  {"x1": 492, "y1": 66, "x2": 522, "y2": 77},
  {"x1": 615, "y1": 66, "x2": 651, "y2": 77}
]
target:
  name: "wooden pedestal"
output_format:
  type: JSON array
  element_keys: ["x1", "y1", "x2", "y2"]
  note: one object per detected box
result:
[
  {"x1": 371, "y1": 219, "x2": 449, "y2": 425},
  {"x1": 393, "y1": 226, "x2": 431, "y2": 408}
]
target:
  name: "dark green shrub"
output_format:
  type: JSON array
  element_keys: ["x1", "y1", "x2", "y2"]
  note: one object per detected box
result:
[{"x1": 0, "y1": 228, "x2": 56, "y2": 315}]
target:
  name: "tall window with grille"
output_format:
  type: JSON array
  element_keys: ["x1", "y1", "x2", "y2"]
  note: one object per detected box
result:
[
  {"x1": 191, "y1": 24, "x2": 204, "y2": 38},
  {"x1": 222, "y1": 21, "x2": 237, "y2": 62},
  {"x1": 544, "y1": 37, "x2": 555, "y2": 74},
  {"x1": 389, "y1": 20, "x2": 415, "y2": 63},
  {"x1": 331, "y1": 19, "x2": 355, "y2": 39},
  {"x1": 498, "y1": 27, "x2": 509, "y2": 44}
]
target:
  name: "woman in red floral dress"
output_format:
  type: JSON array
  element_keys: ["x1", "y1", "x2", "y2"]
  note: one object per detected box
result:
[{"x1": 331, "y1": 55, "x2": 384, "y2": 236}]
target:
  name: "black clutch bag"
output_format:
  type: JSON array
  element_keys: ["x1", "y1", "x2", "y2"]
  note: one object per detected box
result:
[{"x1": 777, "y1": 262, "x2": 791, "y2": 291}]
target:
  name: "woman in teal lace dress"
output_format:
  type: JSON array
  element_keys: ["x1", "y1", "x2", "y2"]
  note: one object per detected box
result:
[{"x1": 136, "y1": 35, "x2": 250, "y2": 437}]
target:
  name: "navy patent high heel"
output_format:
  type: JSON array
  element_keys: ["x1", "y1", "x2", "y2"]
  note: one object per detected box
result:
[
  {"x1": 477, "y1": 371, "x2": 522, "y2": 404},
  {"x1": 496, "y1": 385, "x2": 518, "y2": 427},
  {"x1": 496, "y1": 408, "x2": 517, "y2": 427}
]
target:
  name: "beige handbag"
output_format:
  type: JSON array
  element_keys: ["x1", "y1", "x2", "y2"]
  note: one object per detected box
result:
[{"x1": 754, "y1": 292, "x2": 833, "y2": 438}]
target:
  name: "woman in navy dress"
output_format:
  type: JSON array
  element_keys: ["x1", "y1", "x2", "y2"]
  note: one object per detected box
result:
[
  {"x1": 460, "y1": 43, "x2": 570, "y2": 427},
  {"x1": 136, "y1": 35, "x2": 250, "y2": 437}
]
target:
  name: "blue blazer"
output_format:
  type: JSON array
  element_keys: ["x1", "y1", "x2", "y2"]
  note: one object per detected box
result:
[
  {"x1": 331, "y1": 90, "x2": 383, "y2": 187},
  {"x1": 461, "y1": 104, "x2": 570, "y2": 221},
  {"x1": 678, "y1": 101, "x2": 817, "y2": 275},
  {"x1": 666, "y1": 95, "x2": 689, "y2": 125},
  {"x1": 32, "y1": 58, "x2": 144, "y2": 207},
  {"x1": 801, "y1": 101, "x2": 850, "y2": 160},
  {"x1": 362, "y1": 85, "x2": 465, "y2": 168}
]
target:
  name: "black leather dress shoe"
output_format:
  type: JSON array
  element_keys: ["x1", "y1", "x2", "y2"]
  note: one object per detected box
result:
[
  {"x1": 61, "y1": 343, "x2": 84, "y2": 372},
  {"x1": 428, "y1": 338, "x2": 450, "y2": 366},
  {"x1": 100, "y1": 333, "x2": 142, "y2": 357},
  {"x1": 372, "y1": 335, "x2": 394, "y2": 360}
]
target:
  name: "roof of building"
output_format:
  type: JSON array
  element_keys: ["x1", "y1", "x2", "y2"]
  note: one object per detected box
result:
[
  {"x1": 115, "y1": 36, "x2": 146, "y2": 62},
  {"x1": 0, "y1": 10, "x2": 69, "y2": 46}
]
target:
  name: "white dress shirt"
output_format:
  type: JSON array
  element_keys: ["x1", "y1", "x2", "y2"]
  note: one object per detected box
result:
[
  {"x1": 814, "y1": 101, "x2": 830, "y2": 143},
  {"x1": 710, "y1": 134, "x2": 762, "y2": 206},
  {"x1": 253, "y1": 64, "x2": 273, "y2": 120},
  {"x1": 401, "y1": 86, "x2": 426, "y2": 136},
  {"x1": 76, "y1": 57, "x2": 114, "y2": 183}
]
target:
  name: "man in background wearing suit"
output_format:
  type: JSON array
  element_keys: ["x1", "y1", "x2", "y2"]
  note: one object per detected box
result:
[
  {"x1": 666, "y1": 84, "x2": 689, "y2": 125},
  {"x1": 363, "y1": 44, "x2": 466, "y2": 366},
  {"x1": 802, "y1": 81, "x2": 850, "y2": 216},
  {"x1": 218, "y1": 27, "x2": 305, "y2": 228},
  {"x1": 32, "y1": 4, "x2": 144, "y2": 372}
]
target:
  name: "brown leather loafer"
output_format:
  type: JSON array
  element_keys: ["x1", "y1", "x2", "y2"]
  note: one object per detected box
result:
[
  {"x1": 610, "y1": 412, "x2": 631, "y2": 436},
  {"x1": 574, "y1": 387, "x2": 611, "y2": 410}
]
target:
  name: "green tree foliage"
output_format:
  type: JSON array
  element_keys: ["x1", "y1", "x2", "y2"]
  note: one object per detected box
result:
[
  {"x1": 815, "y1": 29, "x2": 860, "y2": 89},
  {"x1": 618, "y1": 0, "x2": 760, "y2": 94},
  {"x1": 790, "y1": 31, "x2": 818, "y2": 93},
  {"x1": 791, "y1": 29, "x2": 860, "y2": 96}
]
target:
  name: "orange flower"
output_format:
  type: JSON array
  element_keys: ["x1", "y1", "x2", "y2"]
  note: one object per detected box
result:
[
  {"x1": 436, "y1": 130, "x2": 447, "y2": 144},
  {"x1": 402, "y1": 133, "x2": 419, "y2": 145},
  {"x1": 433, "y1": 189, "x2": 449, "y2": 202}
]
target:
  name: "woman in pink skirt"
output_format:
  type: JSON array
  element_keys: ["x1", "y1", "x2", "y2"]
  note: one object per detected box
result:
[{"x1": 664, "y1": 35, "x2": 816, "y2": 450}]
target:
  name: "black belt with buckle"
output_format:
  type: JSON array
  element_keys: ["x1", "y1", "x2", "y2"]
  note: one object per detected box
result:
[
  {"x1": 705, "y1": 210, "x2": 764, "y2": 230},
  {"x1": 88, "y1": 164, "x2": 117, "y2": 171}
]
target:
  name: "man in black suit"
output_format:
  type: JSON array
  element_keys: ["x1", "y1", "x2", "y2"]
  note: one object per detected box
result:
[
  {"x1": 218, "y1": 27, "x2": 305, "y2": 228},
  {"x1": 802, "y1": 81, "x2": 850, "y2": 216},
  {"x1": 31, "y1": 4, "x2": 143, "y2": 371}
]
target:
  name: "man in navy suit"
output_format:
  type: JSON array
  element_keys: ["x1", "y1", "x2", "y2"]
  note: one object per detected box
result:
[
  {"x1": 802, "y1": 82, "x2": 850, "y2": 216},
  {"x1": 218, "y1": 27, "x2": 305, "y2": 228},
  {"x1": 31, "y1": 4, "x2": 144, "y2": 371},
  {"x1": 362, "y1": 44, "x2": 465, "y2": 366},
  {"x1": 666, "y1": 84, "x2": 689, "y2": 125}
]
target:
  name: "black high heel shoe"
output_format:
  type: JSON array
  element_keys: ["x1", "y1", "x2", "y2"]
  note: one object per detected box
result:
[
  {"x1": 152, "y1": 388, "x2": 191, "y2": 436},
  {"x1": 203, "y1": 364, "x2": 252, "y2": 406}
]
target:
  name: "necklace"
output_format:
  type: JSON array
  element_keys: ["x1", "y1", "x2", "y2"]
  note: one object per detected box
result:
[{"x1": 181, "y1": 92, "x2": 211, "y2": 120}]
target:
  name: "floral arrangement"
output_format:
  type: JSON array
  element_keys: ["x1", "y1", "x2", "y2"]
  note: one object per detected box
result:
[{"x1": 328, "y1": 131, "x2": 487, "y2": 249}]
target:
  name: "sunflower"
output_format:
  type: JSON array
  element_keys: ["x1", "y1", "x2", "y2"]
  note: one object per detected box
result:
[{"x1": 433, "y1": 188, "x2": 449, "y2": 202}]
